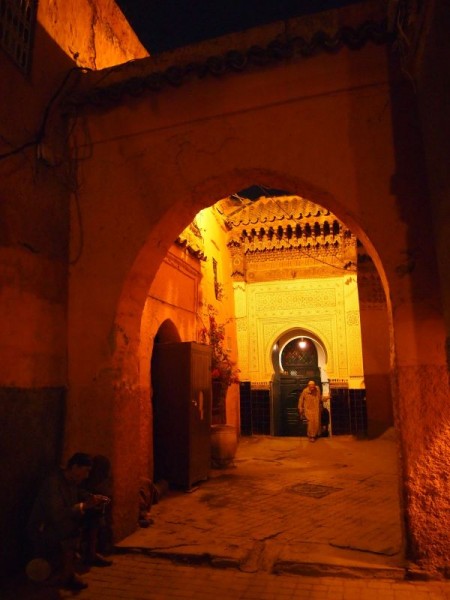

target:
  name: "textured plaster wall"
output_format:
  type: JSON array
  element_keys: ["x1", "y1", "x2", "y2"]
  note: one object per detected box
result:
[
  {"x1": 139, "y1": 247, "x2": 201, "y2": 478},
  {"x1": 38, "y1": 0, "x2": 148, "y2": 69},
  {"x1": 0, "y1": 33, "x2": 71, "y2": 574},
  {"x1": 194, "y1": 208, "x2": 240, "y2": 428},
  {"x1": 387, "y1": 52, "x2": 450, "y2": 570},
  {"x1": 0, "y1": 0, "x2": 148, "y2": 574},
  {"x1": 360, "y1": 305, "x2": 393, "y2": 437},
  {"x1": 103, "y1": 207, "x2": 240, "y2": 520},
  {"x1": 63, "y1": 6, "x2": 448, "y2": 568},
  {"x1": 405, "y1": 4, "x2": 450, "y2": 568},
  {"x1": 414, "y1": 1, "x2": 450, "y2": 358}
]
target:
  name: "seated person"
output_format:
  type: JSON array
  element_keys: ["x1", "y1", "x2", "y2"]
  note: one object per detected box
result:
[
  {"x1": 81, "y1": 454, "x2": 114, "y2": 556},
  {"x1": 28, "y1": 452, "x2": 112, "y2": 591}
]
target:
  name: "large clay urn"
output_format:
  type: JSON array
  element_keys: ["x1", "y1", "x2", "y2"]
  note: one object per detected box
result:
[{"x1": 210, "y1": 424, "x2": 238, "y2": 468}]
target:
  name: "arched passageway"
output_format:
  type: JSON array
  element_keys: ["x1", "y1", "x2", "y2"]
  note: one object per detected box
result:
[
  {"x1": 109, "y1": 181, "x2": 400, "y2": 562},
  {"x1": 65, "y1": 11, "x2": 449, "y2": 569},
  {"x1": 132, "y1": 204, "x2": 403, "y2": 569},
  {"x1": 143, "y1": 192, "x2": 389, "y2": 443}
]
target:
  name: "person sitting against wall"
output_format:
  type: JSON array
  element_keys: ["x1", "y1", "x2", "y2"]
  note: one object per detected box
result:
[
  {"x1": 27, "y1": 452, "x2": 112, "y2": 591},
  {"x1": 298, "y1": 380, "x2": 322, "y2": 442},
  {"x1": 81, "y1": 454, "x2": 115, "y2": 557}
]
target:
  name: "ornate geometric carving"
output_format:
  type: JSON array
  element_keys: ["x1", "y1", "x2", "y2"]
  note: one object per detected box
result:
[
  {"x1": 229, "y1": 245, "x2": 246, "y2": 280},
  {"x1": 233, "y1": 285, "x2": 247, "y2": 319},
  {"x1": 347, "y1": 328, "x2": 364, "y2": 376},
  {"x1": 346, "y1": 310, "x2": 360, "y2": 326},
  {"x1": 236, "y1": 327, "x2": 249, "y2": 378},
  {"x1": 250, "y1": 316, "x2": 337, "y2": 379},
  {"x1": 221, "y1": 196, "x2": 357, "y2": 285},
  {"x1": 236, "y1": 317, "x2": 248, "y2": 332},
  {"x1": 357, "y1": 252, "x2": 386, "y2": 306},
  {"x1": 254, "y1": 289, "x2": 336, "y2": 312},
  {"x1": 225, "y1": 197, "x2": 355, "y2": 257},
  {"x1": 358, "y1": 272, "x2": 386, "y2": 305}
]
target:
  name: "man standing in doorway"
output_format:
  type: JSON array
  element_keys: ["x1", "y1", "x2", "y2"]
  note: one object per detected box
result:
[{"x1": 298, "y1": 380, "x2": 322, "y2": 442}]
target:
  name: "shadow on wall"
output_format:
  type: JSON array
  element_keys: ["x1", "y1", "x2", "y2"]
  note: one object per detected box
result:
[
  {"x1": 0, "y1": 16, "x2": 77, "y2": 577},
  {"x1": 365, "y1": 373, "x2": 394, "y2": 438},
  {"x1": 0, "y1": 387, "x2": 66, "y2": 577}
]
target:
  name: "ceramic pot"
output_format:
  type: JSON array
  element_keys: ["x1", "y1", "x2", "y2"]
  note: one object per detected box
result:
[{"x1": 210, "y1": 424, "x2": 238, "y2": 468}]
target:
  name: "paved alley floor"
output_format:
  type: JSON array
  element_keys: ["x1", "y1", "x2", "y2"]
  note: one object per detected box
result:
[
  {"x1": 118, "y1": 432, "x2": 405, "y2": 578},
  {"x1": 4, "y1": 554, "x2": 450, "y2": 600},
  {"x1": 7, "y1": 433, "x2": 450, "y2": 599}
]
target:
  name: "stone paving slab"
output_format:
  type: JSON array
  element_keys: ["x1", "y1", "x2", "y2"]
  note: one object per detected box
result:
[
  {"x1": 4, "y1": 554, "x2": 450, "y2": 600},
  {"x1": 0, "y1": 436, "x2": 450, "y2": 600},
  {"x1": 117, "y1": 434, "x2": 405, "y2": 578},
  {"x1": 4, "y1": 433, "x2": 448, "y2": 599}
]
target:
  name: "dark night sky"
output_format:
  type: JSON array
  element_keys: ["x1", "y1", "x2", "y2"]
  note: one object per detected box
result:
[{"x1": 116, "y1": 0, "x2": 364, "y2": 53}]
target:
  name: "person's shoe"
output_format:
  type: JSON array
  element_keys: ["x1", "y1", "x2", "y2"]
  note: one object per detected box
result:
[
  {"x1": 84, "y1": 553, "x2": 113, "y2": 567},
  {"x1": 60, "y1": 574, "x2": 88, "y2": 590},
  {"x1": 139, "y1": 517, "x2": 154, "y2": 528},
  {"x1": 308, "y1": 437, "x2": 316, "y2": 443}
]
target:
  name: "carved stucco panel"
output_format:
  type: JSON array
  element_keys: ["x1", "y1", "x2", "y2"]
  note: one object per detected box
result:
[
  {"x1": 345, "y1": 311, "x2": 364, "y2": 376},
  {"x1": 233, "y1": 282, "x2": 247, "y2": 318},
  {"x1": 334, "y1": 284, "x2": 348, "y2": 378},
  {"x1": 237, "y1": 277, "x2": 364, "y2": 384},
  {"x1": 343, "y1": 278, "x2": 364, "y2": 378},
  {"x1": 237, "y1": 335, "x2": 250, "y2": 379},
  {"x1": 235, "y1": 316, "x2": 250, "y2": 379},
  {"x1": 346, "y1": 309, "x2": 360, "y2": 327},
  {"x1": 253, "y1": 287, "x2": 337, "y2": 313},
  {"x1": 254, "y1": 317, "x2": 338, "y2": 381}
]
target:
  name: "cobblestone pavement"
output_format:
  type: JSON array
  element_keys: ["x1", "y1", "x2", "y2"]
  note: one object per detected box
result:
[
  {"x1": 6, "y1": 434, "x2": 450, "y2": 599},
  {"x1": 4, "y1": 554, "x2": 450, "y2": 600},
  {"x1": 117, "y1": 433, "x2": 405, "y2": 576}
]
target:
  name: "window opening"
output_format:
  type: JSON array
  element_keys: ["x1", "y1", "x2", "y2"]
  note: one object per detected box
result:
[{"x1": 0, "y1": 0, "x2": 37, "y2": 74}]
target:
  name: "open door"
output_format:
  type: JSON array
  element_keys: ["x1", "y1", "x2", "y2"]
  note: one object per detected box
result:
[
  {"x1": 276, "y1": 338, "x2": 321, "y2": 436},
  {"x1": 152, "y1": 341, "x2": 212, "y2": 489}
]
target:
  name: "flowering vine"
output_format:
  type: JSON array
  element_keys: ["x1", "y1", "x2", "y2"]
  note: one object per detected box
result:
[{"x1": 199, "y1": 304, "x2": 240, "y2": 386}]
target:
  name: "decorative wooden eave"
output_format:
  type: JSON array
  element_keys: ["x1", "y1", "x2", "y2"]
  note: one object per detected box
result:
[
  {"x1": 175, "y1": 219, "x2": 207, "y2": 261},
  {"x1": 217, "y1": 196, "x2": 331, "y2": 227},
  {"x1": 219, "y1": 195, "x2": 354, "y2": 256},
  {"x1": 174, "y1": 237, "x2": 207, "y2": 261}
]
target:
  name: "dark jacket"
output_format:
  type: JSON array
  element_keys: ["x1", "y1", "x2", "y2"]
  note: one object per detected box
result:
[{"x1": 28, "y1": 469, "x2": 88, "y2": 545}]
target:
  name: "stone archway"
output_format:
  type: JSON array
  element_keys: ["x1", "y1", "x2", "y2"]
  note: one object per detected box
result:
[
  {"x1": 154, "y1": 319, "x2": 182, "y2": 344},
  {"x1": 272, "y1": 329, "x2": 326, "y2": 437},
  {"x1": 277, "y1": 329, "x2": 328, "y2": 386},
  {"x1": 96, "y1": 171, "x2": 397, "y2": 541},
  {"x1": 65, "y1": 21, "x2": 449, "y2": 565}
]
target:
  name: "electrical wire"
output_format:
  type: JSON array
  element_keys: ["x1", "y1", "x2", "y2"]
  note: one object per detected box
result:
[{"x1": 0, "y1": 66, "x2": 91, "y2": 161}]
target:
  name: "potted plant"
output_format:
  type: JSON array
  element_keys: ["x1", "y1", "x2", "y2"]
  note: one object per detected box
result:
[
  {"x1": 199, "y1": 304, "x2": 240, "y2": 424},
  {"x1": 199, "y1": 305, "x2": 240, "y2": 467}
]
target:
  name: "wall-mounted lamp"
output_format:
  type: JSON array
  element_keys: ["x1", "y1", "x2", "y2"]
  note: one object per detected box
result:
[{"x1": 298, "y1": 338, "x2": 307, "y2": 349}]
